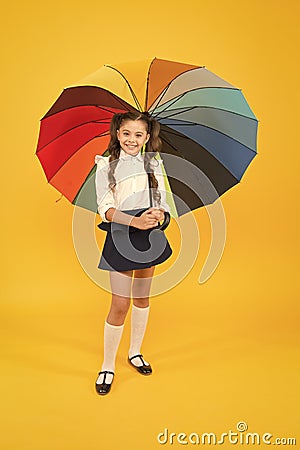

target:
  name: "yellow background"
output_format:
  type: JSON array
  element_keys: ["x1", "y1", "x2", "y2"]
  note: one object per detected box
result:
[{"x1": 1, "y1": 0, "x2": 299, "y2": 449}]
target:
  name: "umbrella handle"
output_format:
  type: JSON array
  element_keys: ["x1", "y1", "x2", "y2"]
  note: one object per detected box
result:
[{"x1": 153, "y1": 211, "x2": 171, "y2": 231}]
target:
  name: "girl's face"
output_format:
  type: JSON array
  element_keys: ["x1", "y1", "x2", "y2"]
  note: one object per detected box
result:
[{"x1": 117, "y1": 120, "x2": 150, "y2": 156}]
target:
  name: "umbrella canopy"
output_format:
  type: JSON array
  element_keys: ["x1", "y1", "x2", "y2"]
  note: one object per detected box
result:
[{"x1": 36, "y1": 57, "x2": 258, "y2": 217}]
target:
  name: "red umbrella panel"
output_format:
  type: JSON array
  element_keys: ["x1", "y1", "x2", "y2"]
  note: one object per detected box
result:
[{"x1": 36, "y1": 87, "x2": 136, "y2": 202}]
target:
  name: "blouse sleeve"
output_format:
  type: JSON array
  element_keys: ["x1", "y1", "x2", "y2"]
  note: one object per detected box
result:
[
  {"x1": 154, "y1": 159, "x2": 171, "y2": 213},
  {"x1": 95, "y1": 155, "x2": 116, "y2": 222}
]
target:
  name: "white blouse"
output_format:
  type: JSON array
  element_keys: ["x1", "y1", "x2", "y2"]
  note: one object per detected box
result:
[{"x1": 95, "y1": 148, "x2": 171, "y2": 222}]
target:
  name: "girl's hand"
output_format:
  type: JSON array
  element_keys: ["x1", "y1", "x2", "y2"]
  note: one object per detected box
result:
[
  {"x1": 147, "y1": 207, "x2": 165, "y2": 222},
  {"x1": 131, "y1": 208, "x2": 163, "y2": 230}
]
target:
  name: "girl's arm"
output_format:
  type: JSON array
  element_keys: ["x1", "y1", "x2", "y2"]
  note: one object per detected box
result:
[
  {"x1": 95, "y1": 155, "x2": 157, "y2": 227},
  {"x1": 95, "y1": 156, "x2": 116, "y2": 223},
  {"x1": 105, "y1": 208, "x2": 159, "y2": 229},
  {"x1": 104, "y1": 207, "x2": 139, "y2": 226}
]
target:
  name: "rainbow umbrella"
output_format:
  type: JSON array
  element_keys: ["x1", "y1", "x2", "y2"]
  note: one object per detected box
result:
[{"x1": 35, "y1": 57, "x2": 258, "y2": 217}]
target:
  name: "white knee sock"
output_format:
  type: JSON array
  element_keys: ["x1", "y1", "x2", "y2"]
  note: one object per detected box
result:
[
  {"x1": 128, "y1": 304, "x2": 150, "y2": 367},
  {"x1": 96, "y1": 321, "x2": 124, "y2": 385}
]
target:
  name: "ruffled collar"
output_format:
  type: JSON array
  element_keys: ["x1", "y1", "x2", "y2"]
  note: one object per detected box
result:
[{"x1": 119, "y1": 147, "x2": 144, "y2": 162}]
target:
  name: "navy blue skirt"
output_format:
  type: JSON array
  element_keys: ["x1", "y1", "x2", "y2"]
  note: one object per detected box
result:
[{"x1": 97, "y1": 209, "x2": 172, "y2": 272}]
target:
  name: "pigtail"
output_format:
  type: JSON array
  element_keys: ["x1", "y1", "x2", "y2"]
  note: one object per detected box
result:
[
  {"x1": 107, "y1": 113, "x2": 123, "y2": 192},
  {"x1": 142, "y1": 112, "x2": 162, "y2": 208}
]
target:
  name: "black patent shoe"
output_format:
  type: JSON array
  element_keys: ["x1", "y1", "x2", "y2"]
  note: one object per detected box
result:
[
  {"x1": 128, "y1": 354, "x2": 152, "y2": 375},
  {"x1": 95, "y1": 370, "x2": 114, "y2": 395}
]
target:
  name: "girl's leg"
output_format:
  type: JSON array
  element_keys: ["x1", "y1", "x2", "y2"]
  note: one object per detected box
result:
[
  {"x1": 107, "y1": 269, "x2": 134, "y2": 325},
  {"x1": 96, "y1": 270, "x2": 133, "y2": 386},
  {"x1": 129, "y1": 266, "x2": 155, "y2": 368}
]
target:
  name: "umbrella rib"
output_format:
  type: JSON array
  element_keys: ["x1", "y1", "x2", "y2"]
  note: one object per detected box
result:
[
  {"x1": 36, "y1": 126, "x2": 109, "y2": 154},
  {"x1": 37, "y1": 103, "x2": 131, "y2": 152},
  {"x1": 159, "y1": 133, "x2": 188, "y2": 160},
  {"x1": 162, "y1": 120, "x2": 257, "y2": 155},
  {"x1": 157, "y1": 105, "x2": 195, "y2": 120},
  {"x1": 45, "y1": 131, "x2": 110, "y2": 184},
  {"x1": 160, "y1": 130, "x2": 242, "y2": 186},
  {"x1": 43, "y1": 97, "x2": 135, "y2": 121},
  {"x1": 152, "y1": 92, "x2": 187, "y2": 118},
  {"x1": 148, "y1": 66, "x2": 204, "y2": 112},
  {"x1": 156, "y1": 105, "x2": 258, "y2": 123},
  {"x1": 144, "y1": 57, "x2": 156, "y2": 111},
  {"x1": 151, "y1": 86, "x2": 241, "y2": 118},
  {"x1": 159, "y1": 134, "x2": 232, "y2": 209},
  {"x1": 42, "y1": 87, "x2": 136, "y2": 120},
  {"x1": 105, "y1": 65, "x2": 142, "y2": 111},
  {"x1": 160, "y1": 128, "x2": 207, "y2": 151},
  {"x1": 37, "y1": 119, "x2": 111, "y2": 152}
]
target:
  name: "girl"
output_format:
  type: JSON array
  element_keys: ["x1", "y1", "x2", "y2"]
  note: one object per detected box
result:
[{"x1": 94, "y1": 111, "x2": 172, "y2": 395}]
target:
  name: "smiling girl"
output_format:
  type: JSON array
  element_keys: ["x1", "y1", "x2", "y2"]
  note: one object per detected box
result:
[{"x1": 94, "y1": 111, "x2": 172, "y2": 395}]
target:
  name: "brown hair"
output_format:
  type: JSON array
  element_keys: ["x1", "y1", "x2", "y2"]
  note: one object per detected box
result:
[{"x1": 106, "y1": 111, "x2": 162, "y2": 207}]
